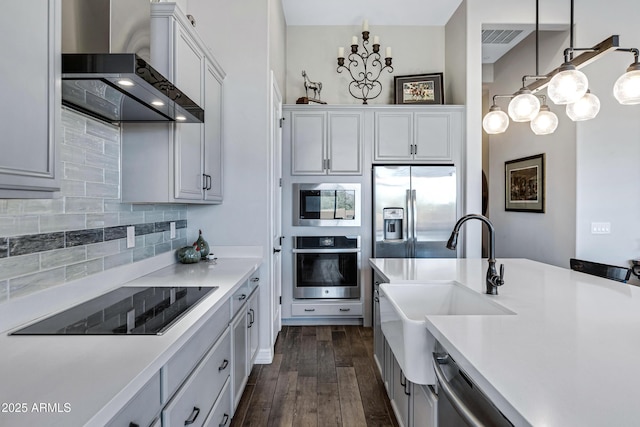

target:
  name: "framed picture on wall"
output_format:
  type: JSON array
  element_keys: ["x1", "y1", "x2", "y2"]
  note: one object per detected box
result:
[
  {"x1": 505, "y1": 154, "x2": 545, "y2": 213},
  {"x1": 394, "y1": 73, "x2": 444, "y2": 104}
]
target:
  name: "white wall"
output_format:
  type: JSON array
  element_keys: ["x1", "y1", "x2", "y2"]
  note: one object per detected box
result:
[
  {"x1": 573, "y1": 1, "x2": 640, "y2": 276},
  {"x1": 285, "y1": 25, "x2": 445, "y2": 104},
  {"x1": 486, "y1": 31, "x2": 576, "y2": 267},
  {"x1": 269, "y1": 0, "x2": 287, "y2": 98},
  {"x1": 185, "y1": 0, "x2": 278, "y2": 358}
]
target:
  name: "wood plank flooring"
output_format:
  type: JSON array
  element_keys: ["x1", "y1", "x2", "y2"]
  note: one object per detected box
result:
[{"x1": 231, "y1": 325, "x2": 399, "y2": 427}]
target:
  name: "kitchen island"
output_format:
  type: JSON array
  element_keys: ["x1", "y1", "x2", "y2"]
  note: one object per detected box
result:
[
  {"x1": 370, "y1": 257, "x2": 640, "y2": 427},
  {"x1": 0, "y1": 254, "x2": 261, "y2": 426}
]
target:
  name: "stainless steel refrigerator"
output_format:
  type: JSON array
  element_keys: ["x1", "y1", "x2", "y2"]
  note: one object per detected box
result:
[{"x1": 373, "y1": 165, "x2": 457, "y2": 258}]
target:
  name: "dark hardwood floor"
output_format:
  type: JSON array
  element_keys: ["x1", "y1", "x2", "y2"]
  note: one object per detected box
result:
[{"x1": 231, "y1": 325, "x2": 399, "y2": 427}]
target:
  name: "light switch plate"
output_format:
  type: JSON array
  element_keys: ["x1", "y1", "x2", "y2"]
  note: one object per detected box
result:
[
  {"x1": 591, "y1": 222, "x2": 611, "y2": 234},
  {"x1": 170, "y1": 222, "x2": 176, "y2": 239},
  {"x1": 126, "y1": 226, "x2": 135, "y2": 248}
]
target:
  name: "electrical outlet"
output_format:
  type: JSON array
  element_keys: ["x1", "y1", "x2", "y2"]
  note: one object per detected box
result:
[
  {"x1": 126, "y1": 226, "x2": 135, "y2": 248},
  {"x1": 591, "y1": 222, "x2": 611, "y2": 234},
  {"x1": 170, "y1": 222, "x2": 176, "y2": 239}
]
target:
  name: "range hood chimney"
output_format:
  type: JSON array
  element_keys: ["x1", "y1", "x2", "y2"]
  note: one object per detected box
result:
[{"x1": 61, "y1": 0, "x2": 204, "y2": 124}]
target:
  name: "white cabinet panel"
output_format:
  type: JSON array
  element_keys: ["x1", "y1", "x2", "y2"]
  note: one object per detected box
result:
[
  {"x1": 374, "y1": 112, "x2": 413, "y2": 161},
  {"x1": 174, "y1": 27, "x2": 203, "y2": 106},
  {"x1": 231, "y1": 304, "x2": 248, "y2": 410},
  {"x1": 162, "y1": 329, "x2": 231, "y2": 427},
  {"x1": 0, "y1": 0, "x2": 59, "y2": 196},
  {"x1": 105, "y1": 373, "x2": 161, "y2": 427},
  {"x1": 248, "y1": 290, "x2": 259, "y2": 366},
  {"x1": 289, "y1": 108, "x2": 363, "y2": 175},
  {"x1": 327, "y1": 112, "x2": 363, "y2": 175},
  {"x1": 204, "y1": 62, "x2": 224, "y2": 201},
  {"x1": 373, "y1": 107, "x2": 462, "y2": 163},
  {"x1": 412, "y1": 384, "x2": 437, "y2": 427},
  {"x1": 291, "y1": 112, "x2": 326, "y2": 175},
  {"x1": 174, "y1": 122, "x2": 205, "y2": 200}
]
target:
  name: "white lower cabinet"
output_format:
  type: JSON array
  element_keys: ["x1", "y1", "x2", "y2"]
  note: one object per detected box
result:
[
  {"x1": 412, "y1": 384, "x2": 438, "y2": 427},
  {"x1": 162, "y1": 329, "x2": 231, "y2": 427},
  {"x1": 231, "y1": 284, "x2": 260, "y2": 410},
  {"x1": 202, "y1": 378, "x2": 232, "y2": 427},
  {"x1": 231, "y1": 298, "x2": 249, "y2": 410},
  {"x1": 105, "y1": 373, "x2": 161, "y2": 427},
  {"x1": 391, "y1": 356, "x2": 411, "y2": 427}
]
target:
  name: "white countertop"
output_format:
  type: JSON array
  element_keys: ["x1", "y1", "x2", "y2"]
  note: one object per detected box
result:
[
  {"x1": 0, "y1": 257, "x2": 261, "y2": 427},
  {"x1": 370, "y1": 257, "x2": 640, "y2": 427}
]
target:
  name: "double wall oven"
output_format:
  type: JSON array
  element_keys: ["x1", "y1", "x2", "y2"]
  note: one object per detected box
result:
[{"x1": 292, "y1": 235, "x2": 361, "y2": 299}]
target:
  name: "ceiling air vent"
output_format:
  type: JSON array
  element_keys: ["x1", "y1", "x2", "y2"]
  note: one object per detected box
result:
[{"x1": 482, "y1": 29, "x2": 523, "y2": 45}]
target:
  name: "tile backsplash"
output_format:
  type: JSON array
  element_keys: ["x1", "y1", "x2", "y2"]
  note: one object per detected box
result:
[{"x1": 0, "y1": 109, "x2": 189, "y2": 304}]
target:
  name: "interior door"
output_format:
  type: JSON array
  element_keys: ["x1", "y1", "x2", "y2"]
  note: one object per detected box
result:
[{"x1": 270, "y1": 72, "x2": 283, "y2": 342}]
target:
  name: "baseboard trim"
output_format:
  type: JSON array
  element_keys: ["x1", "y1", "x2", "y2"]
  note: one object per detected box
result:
[
  {"x1": 282, "y1": 318, "x2": 363, "y2": 326},
  {"x1": 254, "y1": 348, "x2": 274, "y2": 364}
]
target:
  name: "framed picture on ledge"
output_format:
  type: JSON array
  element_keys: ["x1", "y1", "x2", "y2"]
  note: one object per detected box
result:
[
  {"x1": 394, "y1": 73, "x2": 444, "y2": 105},
  {"x1": 505, "y1": 154, "x2": 545, "y2": 213}
]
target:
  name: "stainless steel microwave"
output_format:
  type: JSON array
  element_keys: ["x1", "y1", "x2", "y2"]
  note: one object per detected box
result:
[{"x1": 293, "y1": 183, "x2": 361, "y2": 227}]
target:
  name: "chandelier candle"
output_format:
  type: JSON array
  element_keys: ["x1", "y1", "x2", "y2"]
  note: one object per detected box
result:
[{"x1": 336, "y1": 20, "x2": 394, "y2": 104}]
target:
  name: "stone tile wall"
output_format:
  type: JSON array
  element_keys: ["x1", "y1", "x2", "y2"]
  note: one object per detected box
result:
[{"x1": 0, "y1": 109, "x2": 189, "y2": 303}]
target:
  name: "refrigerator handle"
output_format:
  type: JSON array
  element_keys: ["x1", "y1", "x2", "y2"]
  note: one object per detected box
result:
[
  {"x1": 411, "y1": 189, "x2": 417, "y2": 257},
  {"x1": 406, "y1": 189, "x2": 412, "y2": 257}
]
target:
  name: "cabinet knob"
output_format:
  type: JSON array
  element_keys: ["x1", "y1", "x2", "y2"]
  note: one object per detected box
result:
[
  {"x1": 218, "y1": 359, "x2": 229, "y2": 371},
  {"x1": 238, "y1": 294, "x2": 247, "y2": 301}
]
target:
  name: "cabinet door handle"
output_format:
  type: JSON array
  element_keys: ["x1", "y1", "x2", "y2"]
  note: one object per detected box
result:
[
  {"x1": 238, "y1": 294, "x2": 247, "y2": 301},
  {"x1": 219, "y1": 413, "x2": 230, "y2": 426},
  {"x1": 185, "y1": 406, "x2": 200, "y2": 425},
  {"x1": 218, "y1": 359, "x2": 229, "y2": 371},
  {"x1": 326, "y1": 158, "x2": 331, "y2": 170},
  {"x1": 249, "y1": 308, "x2": 255, "y2": 326},
  {"x1": 202, "y1": 173, "x2": 208, "y2": 190},
  {"x1": 304, "y1": 308, "x2": 315, "y2": 312},
  {"x1": 414, "y1": 144, "x2": 417, "y2": 155},
  {"x1": 206, "y1": 174, "x2": 212, "y2": 190},
  {"x1": 339, "y1": 308, "x2": 351, "y2": 312},
  {"x1": 129, "y1": 423, "x2": 139, "y2": 427},
  {"x1": 251, "y1": 277, "x2": 260, "y2": 282}
]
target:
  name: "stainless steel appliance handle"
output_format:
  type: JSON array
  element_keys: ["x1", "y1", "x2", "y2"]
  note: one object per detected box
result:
[
  {"x1": 291, "y1": 248, "x2": 360, "y2": 254},
  {"x1": 412, "y1": 189, "x2": 417, "y2": 257},
  {"x1": 406, "y1": 189, "x2": 413, "y2": 256},
  {"x1": 432, "y1": 353, "x2": 484, "y2": 427}
]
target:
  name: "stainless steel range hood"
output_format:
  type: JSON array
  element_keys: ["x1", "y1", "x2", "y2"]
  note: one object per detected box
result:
[{"x1": 61, "y1": 0, "x2": 204, "y2": 123}]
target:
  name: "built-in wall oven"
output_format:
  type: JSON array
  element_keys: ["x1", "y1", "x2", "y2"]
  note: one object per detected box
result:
[{"x1": 292, "y1": 236, "x2": 361, "y2": 299}]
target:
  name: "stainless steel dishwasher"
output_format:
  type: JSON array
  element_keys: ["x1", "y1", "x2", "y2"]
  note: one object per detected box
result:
[{"x1": 433, "y1": 352, "x2": 513, "y2": 426}]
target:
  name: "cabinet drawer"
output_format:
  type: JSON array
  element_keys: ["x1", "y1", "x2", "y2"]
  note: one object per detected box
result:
[
  {"x1": 105, "y1": 372, "x2": 161, "y2": 427},
  {"x1": 202, "y1": 378, "x2": 232, "y2": 427},
  {"x1": 231, "y1": 281, "x2": 250, "y2": 318},
  {"x1": 162, "y1": 328, "x2": 231, "y2": 427},
  {"x1": 291, "y1": 302, "x2": 362, "y2": 316},
  {"x1": 162, "y1": 299, "x2": 230, "y2": 401}
]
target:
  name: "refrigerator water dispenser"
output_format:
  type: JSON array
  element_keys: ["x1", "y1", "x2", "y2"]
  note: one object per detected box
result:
[{"x1": 383, "y1": 208, "x2": 404, "y2": 240}]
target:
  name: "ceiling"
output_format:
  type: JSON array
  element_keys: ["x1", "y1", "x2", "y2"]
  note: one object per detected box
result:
[
  {"x1": 281, "y1": 0, "x2": 531, "y2": 64},
  {"x1": 281, "y1": 0, "x2": 464, "y2": 26}
]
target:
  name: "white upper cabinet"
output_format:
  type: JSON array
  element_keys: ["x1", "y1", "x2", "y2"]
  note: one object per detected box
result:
[
  {"x1": 374, "y1": 107, "x2": 463, "y2": 163},
  {"x1": 0, "y1": 0, "x2": 60, "y2": 198},
  {"x1": 288, "y1": 108, "x2": 363, "y2": 176},
  {"x1": 121, "y1": 3, "x2": 225, "y2": 204}
]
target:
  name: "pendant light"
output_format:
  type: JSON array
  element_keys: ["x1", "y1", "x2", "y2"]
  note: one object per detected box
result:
[
  {"x1": 508, "y1": 88, "x2": 541, "y2": 122},
  {"x1": 530, "y1": 98, "x2": 559, "y2": 135},
  {"x1": 547, "y1": 63, "x2": 589, "y2": 104},
  {"x1": 483, "y1": 103, "x2": 510, "y2": 134},
  {"x1": 614, "y1": 50, "x2": 640, "y2": 104},
  {"x1": 566, "y1": 89, "x2": 600, "y2": 120}
]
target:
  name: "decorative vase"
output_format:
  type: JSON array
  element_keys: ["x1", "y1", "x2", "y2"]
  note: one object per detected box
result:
[
  {"x1": 195, "y1": 229, "x2": 210, "y2": 259},
  {"x1": 176, "y1": 245, "x2": 200, "y2": 264}
]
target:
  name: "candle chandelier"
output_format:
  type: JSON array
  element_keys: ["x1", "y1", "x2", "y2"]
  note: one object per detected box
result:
[
  {"x1": 336, "y1": 20, "x2": 394, "y2": 104},
  {"x1": 483, "y1": 0, "x2": 640, "y2": 136}
]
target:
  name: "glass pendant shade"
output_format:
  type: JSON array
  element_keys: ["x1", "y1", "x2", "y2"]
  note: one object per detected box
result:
[
  {"x1": 508, "y1": 89, "x2": 540, "y2": 122},
  {"x1": 566, "y1": 90, "x2": 600, "y2": 121},
  {"x1": 482, "y1": 106, "x2": 509, "y2": 134},
  {"x1": 613, "y1": 64, "x2": 640, "y2": 105},
  {"x1": 530, "y1": 105, "x2": 558, "y2": 135},
  {"x1": 547, "y1": 63, "x2": 589, "y2": 104}
]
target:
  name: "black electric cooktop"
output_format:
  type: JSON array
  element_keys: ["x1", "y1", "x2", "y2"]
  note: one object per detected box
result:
[{"x1": 11, "y1": 286, "x2": 218, "y2": 336}]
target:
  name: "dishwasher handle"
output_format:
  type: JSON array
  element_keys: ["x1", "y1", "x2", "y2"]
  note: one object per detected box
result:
[{"x1": 433, "y1": 353, "x2": 484, "y2": 427}]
